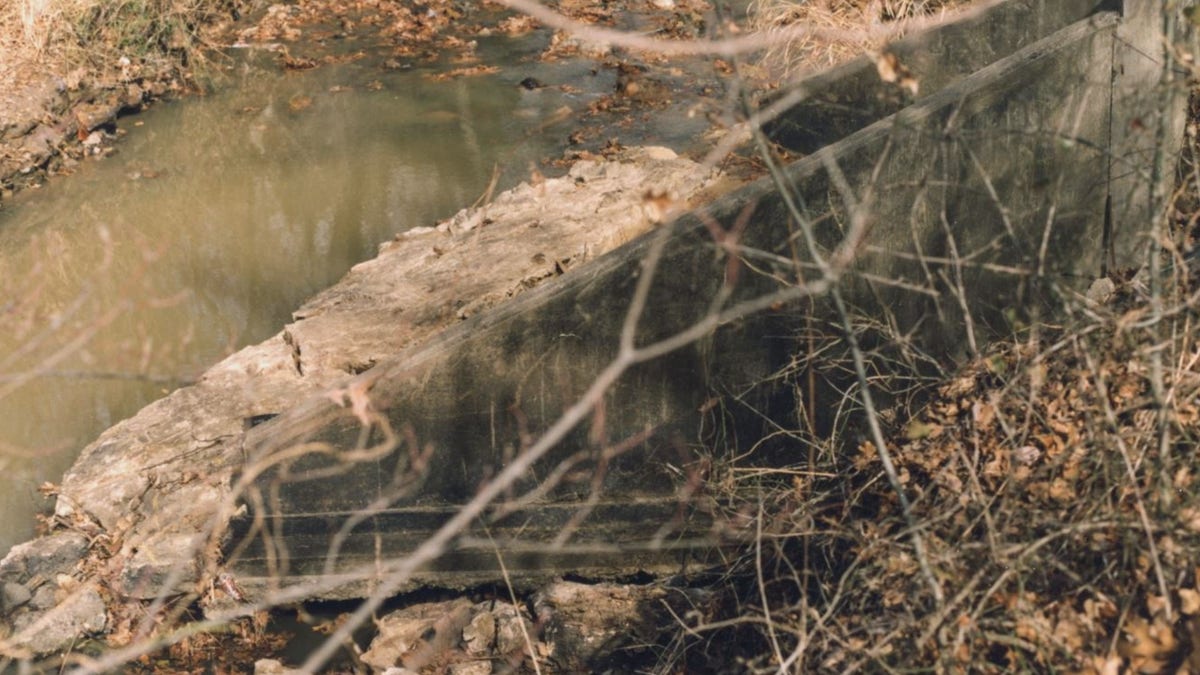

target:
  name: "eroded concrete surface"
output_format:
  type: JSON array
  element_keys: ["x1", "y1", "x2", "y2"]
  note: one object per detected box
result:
[{"x1": 0, "y1": 146, "x2": 723, "y2": 656}]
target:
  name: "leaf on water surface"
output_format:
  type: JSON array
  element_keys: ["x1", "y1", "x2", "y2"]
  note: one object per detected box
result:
[
  {"x1": 425, "y1": 65, "x2": 501, "y2": 81},
  {"x1": 287, "y1": 95, "x2": 314, "y2": 112},
  {"x1": 496, "y1": 15, "x2": 539, "y2": 36}
]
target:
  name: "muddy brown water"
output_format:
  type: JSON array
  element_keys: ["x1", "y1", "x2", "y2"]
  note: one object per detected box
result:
[{"x1": 0, "y1": 44, "x2": 606, "y2": 556}]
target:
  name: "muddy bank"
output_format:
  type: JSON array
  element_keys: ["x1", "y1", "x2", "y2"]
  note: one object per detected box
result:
[
  {"x1": 0, "y1": 0, "x2": 245, "y2": 200},
  {"x1": 0, "y1": 57, "x2": 185, "y2": 199}
]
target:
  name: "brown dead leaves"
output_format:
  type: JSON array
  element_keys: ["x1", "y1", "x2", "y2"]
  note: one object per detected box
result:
[
  {"x1": 838, "y1": 317, "x2": 1200, "y2": 669},
  {"x1": 235, "y1": 0, "x2": 482, "y2": 69},
  {"x1": 424, "y1": 65, "x2": 501, "y2": 81},
  {"x1": 883, "y1": 336, "x2": 1127, "y2": 516},
  {"x1": 1103, "y1": 584, "x2": 1200, "y2": 675}
]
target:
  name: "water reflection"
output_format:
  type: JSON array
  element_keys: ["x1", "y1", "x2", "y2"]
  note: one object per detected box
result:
[{"x1": 0, "y1": 55, "x2": 567, "y2": 555}]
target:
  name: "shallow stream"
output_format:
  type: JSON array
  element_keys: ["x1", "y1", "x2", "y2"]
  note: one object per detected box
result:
[{"x1": 0, "y1": 41, "x2": 596, "y2": 555}]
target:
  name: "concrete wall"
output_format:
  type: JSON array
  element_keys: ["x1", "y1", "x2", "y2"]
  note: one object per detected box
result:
[
  {"x1": 1109, "y1": 1, "x2": 1190, "y2": 267},
  {"x1": 766, "y1": 0, "x2": 1116, "y2": 152},
  {"x1": 228, "y1": 1, "x2": 1188, "y2": 596}
]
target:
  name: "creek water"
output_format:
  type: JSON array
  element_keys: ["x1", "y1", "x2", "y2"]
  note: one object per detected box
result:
[{"x1": 0, "y1": 44, "x2": 592, "y2": 556}]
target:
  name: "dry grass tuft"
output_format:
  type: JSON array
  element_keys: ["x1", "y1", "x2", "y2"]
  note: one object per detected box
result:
[
  {"x1": 749, "y1": 0, "x2": 973, "y2": 76},
  {"x1": 0, "y1": 0, "x2": 236, "y2": 85}
]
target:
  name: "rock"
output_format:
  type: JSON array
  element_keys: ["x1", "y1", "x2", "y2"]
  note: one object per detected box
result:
[
  {"x1": 448, "y1": 661, "x2": 492, "y2": 675},
  {"x1": 19, "y1": 124, "x2": 65, "y2": 166},
  {"x1": 28, "y1": 584, "x2": 57, "y2": 611},
  {"x1": 145, "y1": 80, "x2": 168, "y2": 98},
  {"x1": 253, "y1": 658, "x2": 307, "y2": 674},
  {"x1": 361, "y1": 598, "x2": 473, "y2": 671},
  {"x1": 8, "y1": 584, "x2": 106, "y2": 655},
  {"x1": 0, "y1": 533, "x2": 88, "y2": 584},
  {"x1": 1, "y1": 582, "x2": 31, "y2": 610},
  {"x1": 492, "y1": 602, "x2": 530, "y2": 656},
  {"x1": 2, "y1": 119, "x2": 36, "y2": 141},
  {"x1": 359, "y1": 582, "x2": 706, "y2": 673},
  {"x1": 362, "y1": 599, "x2": 541, "y2": 672},
  {"x1": 115, "y1": 532, "x2": 204, "y2": 599},
  {"x1": 462, "y1": 609, "x2": 495, "y2": 655},
  {"x1": 72, "y1": 100, "x2": 121, "y2": 134},
  {"x1": 532, "y1": 580, "x2": 706, "y2": 672},
  {"x1": 122, "y1": 83, "x2": 145, "y2": 109}
]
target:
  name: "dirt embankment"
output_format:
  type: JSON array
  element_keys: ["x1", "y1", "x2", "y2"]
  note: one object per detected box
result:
[{"x1": 0, "y1": 0, "x2": 248, "y2": 200}]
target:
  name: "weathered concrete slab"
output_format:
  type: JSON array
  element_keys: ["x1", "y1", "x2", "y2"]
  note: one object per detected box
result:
[
  {"x1": 0, "y1": 148, "x2": 722, "y2": 653},
  {"x1": 764, "y1": 0, "x2": 1113, "y2": 152},
  {"x1": 1108, "y1": 1, "x2": 1190, "y2": 268},
  {"x1": 767, "y1": 0, "x2": 1183, "y2": 272},
  {"x1": 226, "y1": 5, "x2": 1155, "y2": 599}
]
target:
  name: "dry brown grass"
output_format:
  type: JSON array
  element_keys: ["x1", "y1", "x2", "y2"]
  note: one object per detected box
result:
[
  {"x1": 749, "y1": 0, "x2": 974, "y2": 75},
  {"x1": 0, "y1": 0, "x2": 235, "y2": 88}
]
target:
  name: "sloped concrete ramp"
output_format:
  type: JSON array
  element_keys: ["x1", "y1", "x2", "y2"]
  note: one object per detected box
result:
[{"x1": 227, "y1": 0, "x2": 1182, "y2": 598}]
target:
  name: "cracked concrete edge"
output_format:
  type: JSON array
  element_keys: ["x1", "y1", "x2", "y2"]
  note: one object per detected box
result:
[{"x1": 0, "y1": 146, "x2": 727, "y2": 656}]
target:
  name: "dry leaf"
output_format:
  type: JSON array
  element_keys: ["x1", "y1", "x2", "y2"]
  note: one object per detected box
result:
[
  {"x1": 1118, "y1": 615, "x2": 1178, "y2": 673},
  {"x1": 873, "y1": 51, "x2": 919, "y2": 96},
  {"x1": 904, "y1": 419, "x2": 942, "y2": 440},
  {"x1": 972, "y1": 400, "x2": 996, "y2": 430},
  {"x1": 1178, "y1": 507, "x2": 1200, "y2": 532},
  {"x1": 1014, "y1": 445, "x2": 1041, "y2": 466},
  {"x1": 1180, "y1": 588, "x2": 1200, "y2": 615}
]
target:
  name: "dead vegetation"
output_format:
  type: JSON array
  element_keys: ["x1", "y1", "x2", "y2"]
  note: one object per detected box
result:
[
  {"x1": 649, "y1": 109, "x2": 1200, "y2": 673},
  {"x1": 0, "y1": 0, "x2": 239, "y2": 82},
  {"x1": 749, "y1": 0, "x2": 974, "y2": 74},
  {"x1": 0, "y1": 0, "x2": 238, "y2": 66}
]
